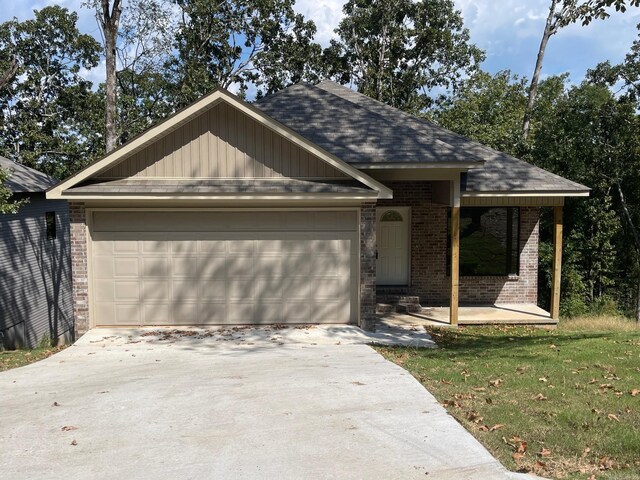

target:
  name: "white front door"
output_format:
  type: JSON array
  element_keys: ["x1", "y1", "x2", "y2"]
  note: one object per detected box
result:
[{"x1": 376, "y1": 207, "x2": 410, "y2": 285}]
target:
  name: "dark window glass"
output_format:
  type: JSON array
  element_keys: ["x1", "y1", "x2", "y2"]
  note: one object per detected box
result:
[
  {"x1": 46, "y1": 211, "x2": 56, "y2": 240},
  {"x1": 448, "y1": 207, "x2": 519, "y2": 276}
]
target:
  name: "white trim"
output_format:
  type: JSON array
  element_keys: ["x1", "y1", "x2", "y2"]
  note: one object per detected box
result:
[
  {"x1": 47, "y1": 89, "x2": 392, "y2": 200},
  {"x1": 354, "y1": 162, "x2": 481, "y2": 169},
  {"x1": 59, "y1": 194, "x2": 379, "y2": 201},
  {"x1": 462, "y1": 191, "x2": 590, "y2": 198}
]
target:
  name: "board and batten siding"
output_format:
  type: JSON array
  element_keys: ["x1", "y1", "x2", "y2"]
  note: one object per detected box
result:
[
  {"x1": 0, "y1": 194, "x2": 73, "y2": 348},
  {"x1": 98, "y1": 102, "x2": 348, "y2": 180}
]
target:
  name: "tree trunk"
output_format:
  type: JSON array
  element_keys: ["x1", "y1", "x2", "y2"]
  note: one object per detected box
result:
[
  {"x1": 522, "y1": 0, "x2": 558, "y2": 141},
  {"x1": 101, "y1": 0, "x2": 122, "y2": 154},
  {"x1": 615, "y1": 178, "x2": 640, "y2": 322}
]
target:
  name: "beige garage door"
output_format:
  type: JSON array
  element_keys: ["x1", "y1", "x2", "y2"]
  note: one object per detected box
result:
[{"x1": 91, "y1": 211, "x2": 358, "y2": 326}]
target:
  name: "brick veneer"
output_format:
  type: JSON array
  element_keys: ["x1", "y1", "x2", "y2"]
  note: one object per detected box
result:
[
  {"x1": 377, "y1": 181, "x2": 539, "y2": 305},
  {"x1": 359, "y1": 202, "x2": 377, "y2": 330},
  {"x1": 69, "y1": 202, "x2": 89, "y2": 336}
]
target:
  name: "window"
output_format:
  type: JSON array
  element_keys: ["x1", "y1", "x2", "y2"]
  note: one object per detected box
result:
[
  {"x1": 448, "y1": 207, "x2": 519, "y2": 276},
  {"x1": 380, "y1": 210, "x2": 404, "y2": 222},
  {"x1": 45, "y1": 211, "x2": 56, "y2": 240}
]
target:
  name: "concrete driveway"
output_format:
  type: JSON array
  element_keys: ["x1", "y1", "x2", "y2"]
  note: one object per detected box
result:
[{"x1": 0, "y1": 326, "x2": 531, "y2": 479}]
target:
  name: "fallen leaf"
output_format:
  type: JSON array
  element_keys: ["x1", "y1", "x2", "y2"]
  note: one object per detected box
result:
[
  {"x1": 538, "y1": 447, "x2": 552, "y2": 457},
  {"x1": 52, "y1": 402, "x2": 60, "y2": 407},
  {"x1": 582, "y1": 447, "x2": 591, "y2": 458},
  {"x1": 534, "y1": 393, "x2": 548, "y2": 401},
  {"x1": 70, "y1": 440, "x2": 77, "y2": 446},
  {"x1": 478, "y1": 425, "x2": 489, "y2": 432},
  {"x1": 607, "y1": 413, "x2": 620, "y2": 422},
  {"x1": 539, "y1": 377, "x2": 548, "y2": 383},
  {"x1": 489, "y1": 424, "x2": 505, "y2": 432},
  {"x1": 630, "y1": 389, "x2": 640, "y2": 397},
  {"x1": 486, "y1": 397, "x2": 493, "y2": 404},
  {"x1": 61, "y1": 426, "x2": 77, "y2": 432},
  {"x1": 472, "y1": 387, "x2": 486, "y2": 392},
  {"x1": 512, "y1": 452, "x2": 526, "y2": 461},
  {"x1": 517, "y1": 442, "x2": 528, "y2": 454},
  {"x1": 489, "y1": 378, "x2": 503, "y2": 388}
]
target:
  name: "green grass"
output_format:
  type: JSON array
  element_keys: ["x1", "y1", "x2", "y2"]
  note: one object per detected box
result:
[
  {"x1": 376, "y1": 317, "x2": 640, "y2": 479},
  {"x1": 0, "y1": 346, "x2": 66, "y2": 372}
]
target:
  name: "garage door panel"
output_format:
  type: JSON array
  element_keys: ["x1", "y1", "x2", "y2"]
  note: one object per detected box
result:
[
  {"x1": 199, "y1": 256, "x2": 226, "y2": 278},
  {"x1": 227, "y1": 302, "x2": 255, "y2": 323},
  {"x1": 173, "y1": 302, "x2": 199, "y2": 324},
  {"x1": 143, "y1": 303, "x2": 171, "y2": 324},
  {"x1": 114, "y1": 304, "x2": 141, "y2": 325},
  {"x1": 227, "y1": 256, "x2": 255, "y2": 277},
  {"x1": 113, "y1": 241, "x2": 138, "y2": 253},
  {"x1": 114, "y1": 258, "x2": 139, "y2": 277},
  {"x1": 198, "y1": 280, "x2": 227, "y2": 300},
  {"x1": 115, "y1": 282, "x2": 140, "y2": 301},
  {"x1": 141, "y1": 257, "x2": 169, "y2": 277},
  {"x1": 91, "y1": 211, "x2": 357, "y2": 326},
  {"x1": 173, "y1": 280, "x2": 199, "y2": 300},
  {"x1": 254, "y1": 279, "x2": 284, "y2": 300},
  {"x1": 142, "y1": 280, "x2": 169, "y2": 300},
  {"x1": 199, "y1": 302, "x2": 227, "y2": 323}
]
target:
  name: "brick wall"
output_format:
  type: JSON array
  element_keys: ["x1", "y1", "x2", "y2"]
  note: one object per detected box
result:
[
  {"x1": 377, "y1": 182, "x2": 539, "y2": 305},
  {"x1": 69, "y1": 202, "x2": 89, "y2": 336},
  {"x1": 359, "y1": 202, "x2": 377, "y2": 330}
]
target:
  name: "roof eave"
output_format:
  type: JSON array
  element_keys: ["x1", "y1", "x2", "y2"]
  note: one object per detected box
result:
[
  {"x1": 353, "y1": 161, "x2": 483, "y2": 170},
  {"x1": 462, "y1": 190, "x2": 591, "y2": 197}
]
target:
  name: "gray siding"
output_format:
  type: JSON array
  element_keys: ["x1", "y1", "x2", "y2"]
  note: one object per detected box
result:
[
  {"x1": 0, "y1": 194, "x2": 73, "y2": 348},
  {"x1": 98, "y1": 102, "x2": 347, "y2": 180}
]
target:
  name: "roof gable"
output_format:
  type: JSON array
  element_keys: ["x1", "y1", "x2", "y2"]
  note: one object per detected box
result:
[{"x1": 48, "y1": 89, "x2": 391, "y2": 199}]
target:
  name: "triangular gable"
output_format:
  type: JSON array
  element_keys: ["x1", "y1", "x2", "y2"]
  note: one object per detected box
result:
[
  {"x1": 47, "y1": 89, "x2": 392, "y2": 199},
  {"x1": 96, "y1": 101, "x2": 348, "y2": 181}
]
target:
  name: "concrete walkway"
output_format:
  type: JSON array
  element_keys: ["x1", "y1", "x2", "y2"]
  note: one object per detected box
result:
[{"x1": 0, "y1": 326, "x2": 533, "y2": 479}]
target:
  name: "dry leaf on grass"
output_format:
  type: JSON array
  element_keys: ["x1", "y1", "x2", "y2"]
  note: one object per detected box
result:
[
  {"x1": 489, "y1": 378, "x2": 503, "y2": 388},
  {"x1": 630, "y1": 389, "x2": 640, "y2": 397},
  {"x1": 534, "y1": 393, "x2": 548, "y2": 401},
  {"x1": 607, "y1": 413, "x2": 620, "y2": 422},
  {"x1": 489, "y1": 424, "x2": 505, "y2": 432},
  {"x1": 538, "y1": 447, "x2": 552, "y2": 457}
]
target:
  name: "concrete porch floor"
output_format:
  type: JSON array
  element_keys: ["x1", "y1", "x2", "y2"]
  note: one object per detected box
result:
[{"x1": 380, "y1": 303, "x2": 555, "y2": 328}]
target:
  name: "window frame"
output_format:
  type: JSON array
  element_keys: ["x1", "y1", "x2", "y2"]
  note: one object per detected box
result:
[
  {"x1": 45, "y1": 211, "x2": 56, "y2": 240},
  {"x1": 447, "y1": 207, "x2": 520, "y2": 277}
]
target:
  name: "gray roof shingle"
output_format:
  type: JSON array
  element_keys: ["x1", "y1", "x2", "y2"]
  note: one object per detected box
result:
[
  {"x1": 0, "y1": 156, "x2": 58, "y2": 193},
  {"x1": 256, "y1": 81, "x2": 589, "y2": 195}
]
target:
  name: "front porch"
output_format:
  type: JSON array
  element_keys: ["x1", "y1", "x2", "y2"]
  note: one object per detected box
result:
[{"x1": 378, "y1": 303, "x2": 555, "y2": 328}]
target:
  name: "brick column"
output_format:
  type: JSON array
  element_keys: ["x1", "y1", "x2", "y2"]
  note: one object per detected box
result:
[
  {"x1": 359, "y1": 202, "x2": 377, "y2": 330},
  {"x1": 69, "y1": 202, "x2": 89, "y2": 336}
]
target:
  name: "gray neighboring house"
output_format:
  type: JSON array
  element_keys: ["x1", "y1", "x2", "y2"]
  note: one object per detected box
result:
[{"x1": 1, "y1": 157, "x2": 73, "y2": 349}]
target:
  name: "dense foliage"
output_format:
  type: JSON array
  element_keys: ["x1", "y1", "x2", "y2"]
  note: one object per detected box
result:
[{"x1": 0, "y1": 2, "x2": 638, "y2": 318}]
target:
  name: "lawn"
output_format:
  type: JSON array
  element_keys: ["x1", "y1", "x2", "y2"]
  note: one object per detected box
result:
[
  {"x1": 0, "y1": 346, "x2": 66, "y2": 372},
  {"x1": 376, "y1": 316, "x2": 640, "y2": 479}
]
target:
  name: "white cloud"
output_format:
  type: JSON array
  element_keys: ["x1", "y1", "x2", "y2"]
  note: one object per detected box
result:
[{"x1": 293, "y1": 0, "x2": 345, "y2": 46}]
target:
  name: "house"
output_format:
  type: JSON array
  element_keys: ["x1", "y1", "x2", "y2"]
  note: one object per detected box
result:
[
  {"x1": 46, "y1": 81, "x2": 589, "y2": 336},
  {"x1": 1, "y1": 157, "x2": 73, "y2": 348}
]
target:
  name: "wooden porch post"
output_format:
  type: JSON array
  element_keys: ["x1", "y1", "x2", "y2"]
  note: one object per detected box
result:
[
  {"x1": 450, "y1": 180, "x2": 461, "y2": 326},
  {"x1": 550, "y1": 205, "x2": 563, "y2": 320}
]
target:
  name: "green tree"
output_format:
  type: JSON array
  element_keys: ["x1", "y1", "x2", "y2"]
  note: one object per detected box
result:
[
  {"x1": 0, "y1": 6, "x2": 102, "y2": 178},
  {"x1": 166, "y1": 0, "x2": 322, "y2": 108},
  {"x1": 325, "y1": 0, "x2": 484, "y2": 114},
  {"x1": 522, "y1": 0, "x2": 639, "y2": 140},
  {"x1": 0, "y1": 167, "x2": 26, "y2": 214},
  {"x1": 533, "y1": 83, "x2": 640, "y2": 317}
]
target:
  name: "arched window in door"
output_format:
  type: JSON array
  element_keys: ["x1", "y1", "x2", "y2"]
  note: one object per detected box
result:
[{"x1": 380, "y1": 210, "x2": 404, "y2": 222}]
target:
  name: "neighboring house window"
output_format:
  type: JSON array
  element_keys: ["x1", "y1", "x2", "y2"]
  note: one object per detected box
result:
[
  {"x1": 46, "y1": 211, "x2": 56, "y2": 240},
  {"x1": 448, "y1": 207, "x2": 520, "y2": 276}
]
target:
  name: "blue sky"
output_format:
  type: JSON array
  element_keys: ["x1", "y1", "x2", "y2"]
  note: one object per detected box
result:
[{"x1": 3, "y1": 0, "x2": 639, "y2": 87}]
